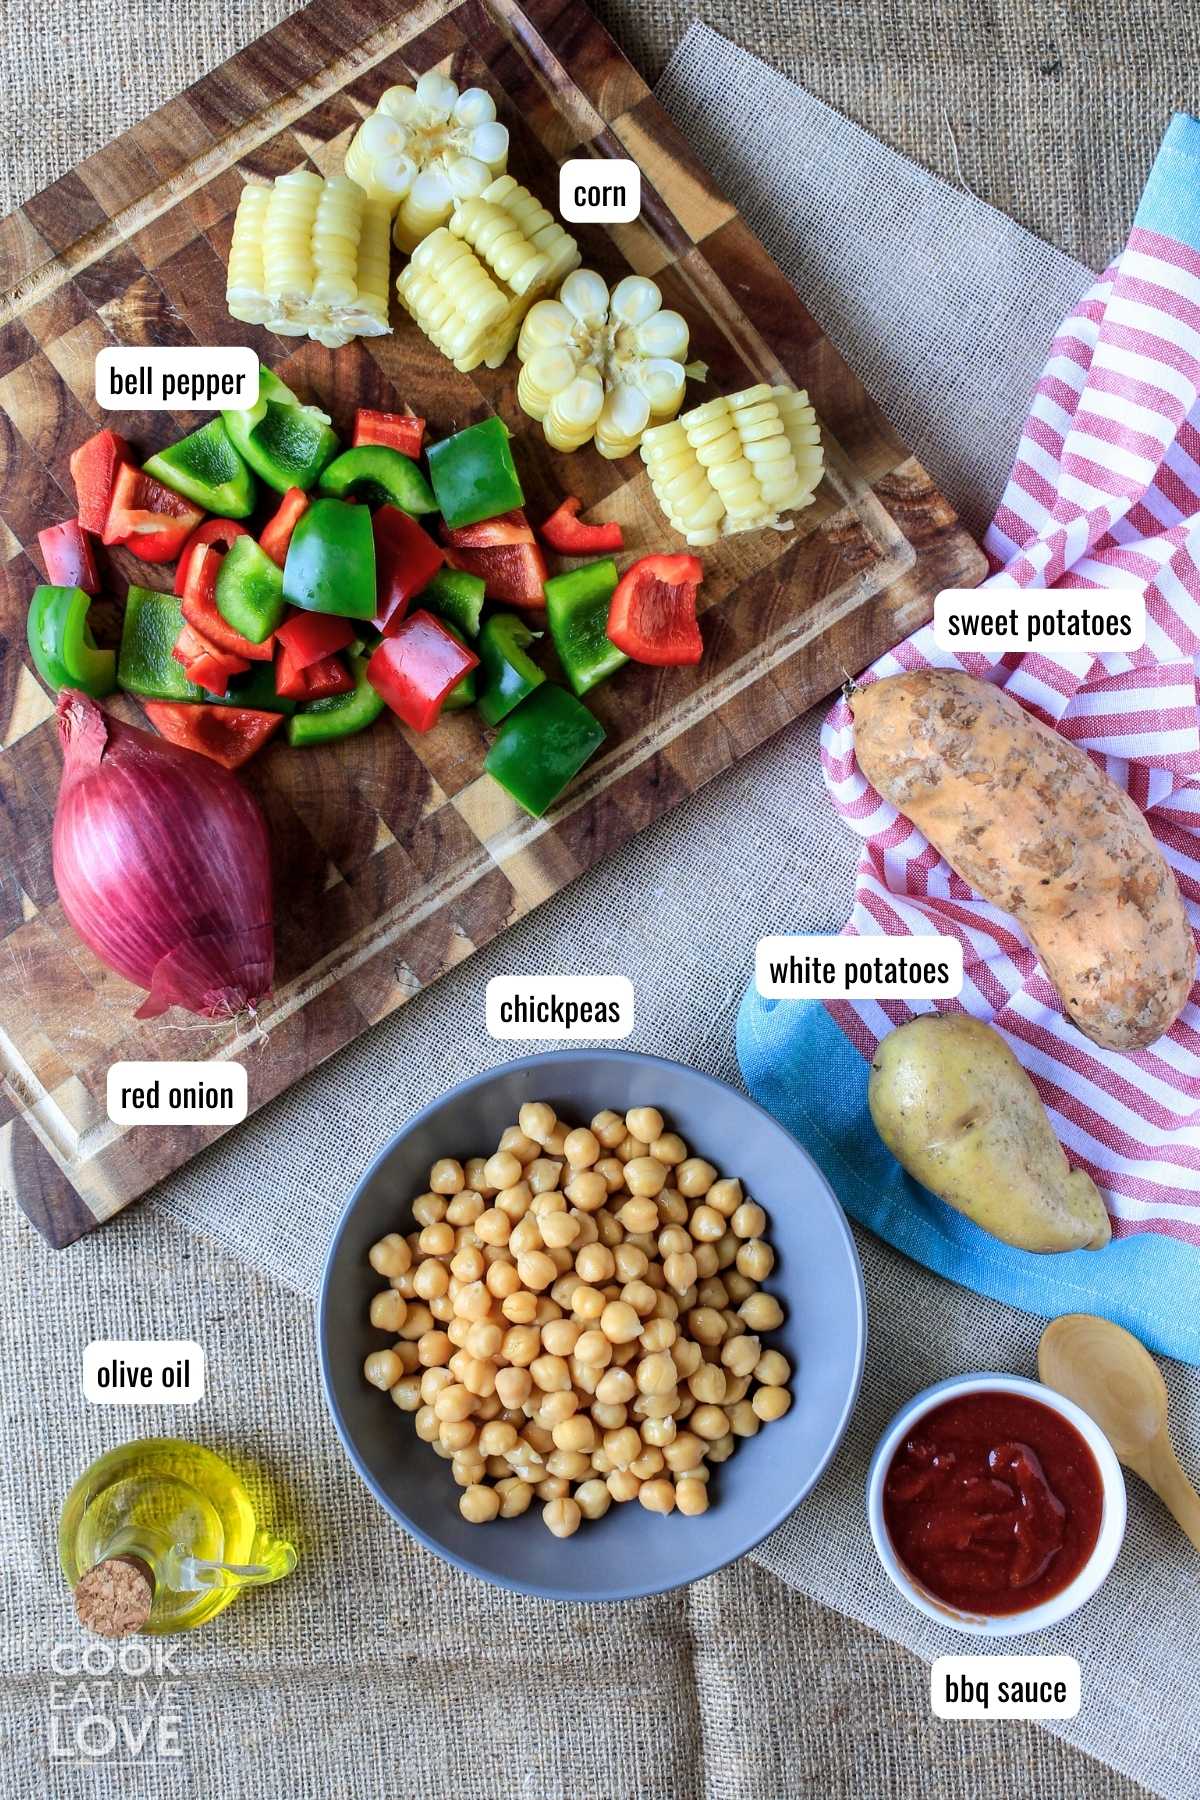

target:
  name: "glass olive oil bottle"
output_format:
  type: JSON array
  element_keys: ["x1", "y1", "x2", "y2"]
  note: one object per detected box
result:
[{"x1": 60, "y1": 1439, "x2": 297, "y2": 1636}]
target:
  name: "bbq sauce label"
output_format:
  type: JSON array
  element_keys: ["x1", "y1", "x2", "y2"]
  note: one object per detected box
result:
[{"x1": 932, "y1": 1656, "x2": 1081, "y2": 1720}]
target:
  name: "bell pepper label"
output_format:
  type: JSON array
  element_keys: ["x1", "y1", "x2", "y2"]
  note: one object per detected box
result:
[
  {"x1": 485, "y1": 976, "x2": 635, "y2": 1040},
  {"x1": 95, "y1": 347, "x2": 259, "y2": 411},
  {"x1": 558, "y1": 158, "x2": 641, "y2": 223},
  {"x1": 755, "y1": 935, "x2": 963, "y2": 1000},
  {"x1": 106, "y1": 1059, "x2": 248, "y2": 1124},
  {"x1": 83, "y1": 1341, "x2": 206, "y2": 1405}
]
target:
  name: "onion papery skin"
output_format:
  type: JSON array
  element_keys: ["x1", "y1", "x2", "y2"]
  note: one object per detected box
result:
[{"x1": 53, "y1": 691, "x2": 275, "y2": 1020}]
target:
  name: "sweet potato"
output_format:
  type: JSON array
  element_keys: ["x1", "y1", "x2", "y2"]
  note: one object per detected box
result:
[{"x1": 851, "y1": 669, "x2": 1195, "y2": 1050}]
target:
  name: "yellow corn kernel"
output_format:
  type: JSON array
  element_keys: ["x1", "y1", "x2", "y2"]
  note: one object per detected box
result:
[
  {"x1": 226, "y1": 183, "x2": 272, "y2": 324},
  {"x1": 640, "y1": 385, "x2": 823, "y2": 544}
]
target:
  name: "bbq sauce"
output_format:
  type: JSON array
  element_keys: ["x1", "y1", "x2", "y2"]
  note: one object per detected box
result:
[{"x1": 882, "y1": 1389, "x2": 1104, "y2": 1615}]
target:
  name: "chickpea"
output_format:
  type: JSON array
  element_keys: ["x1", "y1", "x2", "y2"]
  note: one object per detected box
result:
[
  {"x1": 640, "y1": 1318, "x2": 677, "y2": 1354},
  {"x1": 600, "y1": 1301, "x2": 642, "y2": 1344},
  {"x1": 659, "y1": 1190, "x2": 689, "y2": 1226},
  {"x1": 595, "y1": 1366, "x2": 635, "y2": 1405},
  {"x1": 623, "y1": 1158, "x2": 667, "y2": 1200},
  {"x1": 509, "y1": 1216, "x2": 542, "y2": 1257},
  {"x1": 753, "y1": 1385, "x2": 792, "y2": 1422},
  {"x1": 412, "y1": 1193, "x2": 447, "y2": 1227},
  {"x1": 416, "y1": 1222, "x2": 453, "y2": 1259},
  {"x1": 573, "y1": 1328, "x2": 613, "y2": 1368},
  {"x1": 500, "y1": 1290, "x2": 538, "y2": 1326},
  {"x1": 571, "y1": 1284, "x2": 606, "y2": 1322},
  {"x1": 552, "y1": 1414, "x2": 596, "y2": 1454},
  {"x1": 518, "y1": 1101, "x2": 556, "y2": 1145},
  {"x1": 737, "y1": 1239, "x2": 775, "y2": 1282},
  {"x1": 417, "y1": 1330, "x2": 453, "y2": 1369},
  {"x1": 721, "y1": 1334, "x2": 761, "y2": 1378},
  {"x1": 413, "y1": 1260, "x2": 450, "y2": 1301},
  {"x1": 650, "y1": 1132, "x2": 687, "y2": 1166},
  {"x1": 420, "y1": 1367, "x2": 453, "y2": 1404},
  {"x1": 536, "y1": 1476, "x2": 570, "y2": 1502},
  {"x1": 563, "y1": 1127, "x2": 600, "y2": 1169},
  {"x1": 690, "y1": 1404, "x2": 730, "y2": 1441},
  {"x1": 389, "y1": 1269, "x2": 417, "y2": 1299},
  {"x1": 464, "y1": 1156, "x2": 493, "y2": 1196},
  {"x1": 474, "y1": 1208, "x2": 511, "y2": 1247},
  {"x1": 484, "y1": 1151, "x2": 522, "y2": 1192},
  {"x1": 543, "y1": 1487, "x2": 584, "y2": 1528},
  {"x1": 688, "y1": 1307, "x2": 727, "y2": 1346},
  {"x1": 434, "y1": 1383, "x2": 474, "y2": 1423},
  {"x1": 636, "y1": 1351, "x2": 678, "y2": 1395},
  {"x1": 499, "y1": 1126, "x2": 540, "y2": 1166},
  {"x1": 369, "y1": 1233, "x2": 412, "y2": 1278},
  {"x1": 495, "y1": 1366, "x2": 532, "y2": 1409},
  {"x1": 497, "y1": 1182, "x2": 533, "y2": 1222},
  {"x1": 460, "y1": 1484, "x2": 499, "y2": 1524},
  {"x1": 594, "y1": 1156, "x2": 626, "y2": 1193},
  {"x1": 616, "y1": 1134, "x2": 650, "y2": 1162},
  {"x1": 451, "y1": 1245, "x2": 484, "y2": 1283},
  {"x1": 517, "y1": 1251, "x2": 557, "y2": 1292},
  {"x1": 606, "y1": 1470, "x2": 641, "y2": 1503},
  {"x1": 398, "y1": 1302, "x2": 436, "y2": 1341},
  {"x1": 676, "y1": 1478, "x2": 709, "y2": 1517},
  {"x1": 540, "y1": 1211, "x2": 581, "y2": 1251},
  {"x1": 755, "y1": 1349, "x2": 791, "y2": 1387},
  {"x1": 590, "y1": 1109, "x2": 627, "y2": 1149},
  {"x1": 638, "y1": 1478, "x2": 676, "y2": 1514},
  {"x1": 689, "y1": 1363, "x2": 727, "y2": 1406},
  {"x1": 450, "y1": 1451, "x2": 485, "y2": 1486},
  {"x1": 536, "y1": 1390, "x2": 579, "y2": 1428},
  {"x1": 688, "y1": 1205, "x2": 725, "y2": 1244},
  {"x1": 391, "y1": 1377, "x2": 422, "y2": 1411},
  {"x1": 364, "y1": 1349, "x2": 401, "y2": 1391},
  {"x1": 565, "y1": 1171, "x2": 608, "y2": 1213},
  {"x1": 527, "y1": 1157, "x2": 564, "y2": 1196},
  {"x1": 729, "y1": 1399, "x2": 760, "y2": 1437},
  {"x1": 612, "y1": 1242, "x2": 647, "y2": 1282},
  {"x1": 616, "y1": 1197, "x2": 659, "y2": 1235},
  {"x1": 501, "y1": 1326, "x2": 540, "y2": 1367},
  {"x1": 428, "y1": 1157, "x2": 463, "y2": 1195},
  {"x1": 591, "y1": 1401, "x2": 628, "y2": 1430},
  {"x1": 697, "y1": 1276, "x2": 730, "y2": 1311},
  {"x1": 677, "y1": 1158, "x2": 717, "y2": 1198},
  {"x1": 663, "y1": 1251, "x2": 698, "y2": 1293},
  {"x1": 740, "y1": 1293, "x2": 784, "y2": 1332},
  {"x1": 414, "y1": 1405, "x2": 439, "y2": 1443},
  {"x1": 640, "y1": 1415, "x2": 677, "y2": 1448},
  {"x1": 576, "y1": 1243, "x2": 616, "y2": 1285},
  {"x1": 446, "y1": 1190, "x2": 484, "y2": 1227},
  {"x1": 575, "y1": 1478, "x2": 611, "y2": 1521},
  {"x1": 370, "y1": 1290, "x2": 408, "y2": 1332},
  {"x1": 705, "y1": 1177, "x2": 742, "y2": 1218},
  {"x1": 672, "y1": 1339, "x2": 704, "y2": 1379},
  {"x1": 495, "y1": 1476, "x2": 533, "y2": 1518},
  {"x1": 603, "y1": 1426, "x2": 641, "y2": 1469},
  {"x1": 477, "y1": 1420, "x2": 517, "y2": 1457},
  {"x1": 455, "y1": 1283, "x2": 493, "y2": 1323},
  {"x1": 706, "y1": 1433, "x2": 736, "y2": 1463},
  {"x1": 724, "y1": 1374, "x2": 751, "y2": 1405},
  {"x1": 595, "y1": 1211, "x2": 623, "y2": 1249},
  {"x1": 530, "y1": 1354, "x2": 571, "y2": 1393},
  {"x1": 395, "y1": 1341, "x2": 421, "y2": 1372}
]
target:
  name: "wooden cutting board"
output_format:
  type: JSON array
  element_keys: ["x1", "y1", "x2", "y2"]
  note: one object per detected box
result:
[{"x1": 0, "y1": 0, "x2": 985, "y2": 1245}]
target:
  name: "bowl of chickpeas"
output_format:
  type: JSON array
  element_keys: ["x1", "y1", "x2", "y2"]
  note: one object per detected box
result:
[{"x1": 318, "y1": 1049, "x2": 866, "y2": 1600}]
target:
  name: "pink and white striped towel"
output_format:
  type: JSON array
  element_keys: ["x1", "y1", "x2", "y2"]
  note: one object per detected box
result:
[{"x1": 821, "y1": 112, "x2": 1200, "y2": 1245}]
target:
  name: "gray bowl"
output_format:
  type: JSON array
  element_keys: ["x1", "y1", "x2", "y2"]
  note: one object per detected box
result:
[{"x1": 318, "y1": 1049, "x2": 867, "y2": 1601}]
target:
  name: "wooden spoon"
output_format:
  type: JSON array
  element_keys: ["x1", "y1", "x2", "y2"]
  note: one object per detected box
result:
[{"x1": 1039, "y1": 1313, "x2": 1200, "y2": 1552}]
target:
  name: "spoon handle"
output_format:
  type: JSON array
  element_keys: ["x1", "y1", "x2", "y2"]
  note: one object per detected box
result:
[{"x1": 1137, "y1": 1438, "x2": 1200, "y2": 1554}]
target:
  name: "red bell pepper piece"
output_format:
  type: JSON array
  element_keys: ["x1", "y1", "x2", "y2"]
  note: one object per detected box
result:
[
  {"x1": 372, "y1": 504, "x2": 445, "y2": 636},
  {"x1": 352, "y1": 407, "x2": 425, "y2": 459},
  {"x1": 274, "y1": 609, "x2": 357, "y2": 670},
  {"x1": 259, "y1": 487, "x2": 310, "y2": 567},
  {"x1": 440, "y1": 509, "x2": 546, "y2": 608},
  {"x1": 103, "y1": 463, "x2": 204, "y2": 564},
  {"x1": 174, "y1": 518, "x2": 250, "y2": 597},
  {"x1": 274, "y1": 640, "x2": 355, "y2": 701},
  {"x1": 143, "y1": 701, "x2": 284, "y2": 770},
  {"x1": 179, "y1": 543, "x2": 274, "y2": 662},
  {"x1": 38, "y1": 519, "x2": 100, "y2": 593},
  {"x1": 607, "y1": 553, "x2": 705, "y2": 666},
  {"x1": 539, "y1": 496, "x2": 624, "y2": 555},
  {"x1": 367, "y1": 610, "x2": 479, "y2": 732},
  {"x1": 69, "y1": 429, "x2": 132, "y2": 535},
  {"x1": 172, "y1": 620, "x2": 250, "y2": 696}
]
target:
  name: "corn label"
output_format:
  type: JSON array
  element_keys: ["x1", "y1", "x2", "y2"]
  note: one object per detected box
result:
[{"x1": 559, "y1": 159, "x2": 641, "y2": 223}]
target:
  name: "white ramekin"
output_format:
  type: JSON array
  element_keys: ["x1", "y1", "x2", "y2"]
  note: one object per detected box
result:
[{"x1": 866, "y1": 1372, "x2": 1126, "y2": 1637}]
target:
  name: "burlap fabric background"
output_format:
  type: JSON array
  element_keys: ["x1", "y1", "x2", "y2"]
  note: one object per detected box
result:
[{"x1": 4, "y1": 4, "x2": 1199, "y2": 1796}]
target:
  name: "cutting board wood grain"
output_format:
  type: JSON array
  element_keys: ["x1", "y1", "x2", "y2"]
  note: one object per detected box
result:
[{"x1": 0, "y1": 0, "x2": 985, "y2": 1245}]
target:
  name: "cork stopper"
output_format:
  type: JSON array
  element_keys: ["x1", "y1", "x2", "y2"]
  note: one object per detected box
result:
[{"x1": 74, "y1": 1555, "x2": 155, "y2": 1637}]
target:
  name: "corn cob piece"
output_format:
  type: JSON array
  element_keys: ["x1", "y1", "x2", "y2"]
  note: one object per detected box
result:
[
  {"x1": 395, "y1": 176, "x2": 580, "y2": 372},
  {"x1": 641, "y1": 384, "x2": 824, "y2": 545},
  {"x1": 516, "y1": 268, "x2": 693, "y2": 457},
  {"x1": 345, "y1": 72, "x2": 510, "y2": 252},
  {"x1": 225, "y1": 173, "x2": 393, "y2": 345}
]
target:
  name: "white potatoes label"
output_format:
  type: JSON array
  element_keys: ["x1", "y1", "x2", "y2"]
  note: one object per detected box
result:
[
  {"x1": 755, "y1": 935, "x2": 963, "y2": 1000},
  {"x1": 931, "y1": 1656, "x2": 1081, "y2": 1720},
  {"x1": 96, "y1": 346, "x2": 259, "y2": 410},
  {"x1": 106, "y1": 1061, "x2": 248, "y2": 1126},
  {"x1": 83, "y1": 1342, "x2": 205, "y2": 1405},
  {"x1": 559, "y1": 158, "x2": 641, "y2": 222}
]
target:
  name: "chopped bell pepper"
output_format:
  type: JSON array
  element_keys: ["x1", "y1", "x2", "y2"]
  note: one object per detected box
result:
[
  {"x1": 353, "y1": 407, "x2": 425, "y2": 459},
  {"x1": 118, "y1": 587, "x2": 204, "y2": 700},
  {"x1": 607, "y1": 553, "x2": 704, "y2": 666},
  {"x1": 319, "y1": 444, "x2": 436, "y2": 515},
  {"x1": 275, "y1": 609, "x2": 357, "y2": 669},
  {"x1": 70, "y1": 429, "x2": 132, "y2": 535},
  {"x1": 258, "y1": 487, "x2": 309, "y2": 566},
  {"x1": 367, "y1": 610, "x2": 479, "y2": 732},
  {"x1": 27, "y1": 585, "x2": 116, "y2": 697},
  {"x1": 440, "y1": 623, "x2": 478, "y2": 713},
  {"x1": 216, "y1": 535, "x2": 286, "y2": 644},
  {"x1": 484, "y1": 683, "x2": 605, "y2": 818},
  {"x1": 222, "y1": 367, "x2": 339, "y2": 494},
  {"x1": 477, "y1": 612, "x2": 545, "y2": 726},
  {"x1": 143, "y1": 701, "x2": 284, "y2": 769},
  {"x1": 427, "y1": 415, "x2": 524, "y2": 530},
  {"x1": 143, "y1": 418, "x2": 257, "y2": 518},
  {"x1": 274, "y1": 641, "x2": 355, "y2": 702},
  {"x1": 418, "y1": 565, "x2": 486, "y2": 640},
  {"x1": 210, "y1": 662, "x2": 296, "y2": 714},
  {"x1": 287, "y1": 650, "x2": 385, "y2": 747},
  {"x1": 372, "y1": 504, "x2": 444, "y2": 636},
  {"x1": 539, "y1": 496, "x2": 624, "y2": 556},
  {"x1": 38, "y1": 519, "x2": 100, "y2": 594},
  {"x1": 180, "y1": 544, "x2": 274, "y2": 662},
  {"x1": 441, "y1": 509, "x2": 546, "y2": 608},
  {"x1": 174, "y1": 518, "x2": 250, "y2": 598},
  {"x1": 283, "y1": 498, "x2": 376, "y2": 619},
  {"x1": 103, "y1": 463, "x2": 204, "y2": 564},
  {"x1": 172, "y1": 620, "x2": 250, "y2": 696},
  {"x1": 544, "y1": 558, "x2": 627, "y2": 697}
]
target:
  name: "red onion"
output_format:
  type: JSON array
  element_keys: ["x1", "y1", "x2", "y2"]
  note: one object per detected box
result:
[{"x1": 53, "y1": 691, "x2": 274, "y2": 1020}]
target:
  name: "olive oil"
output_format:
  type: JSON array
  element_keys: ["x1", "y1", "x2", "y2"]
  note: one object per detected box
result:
[{"x1": 60, "y1": 1439, "x2": 296, "y2": 1636}]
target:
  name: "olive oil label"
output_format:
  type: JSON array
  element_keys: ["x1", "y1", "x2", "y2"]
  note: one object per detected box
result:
[
  {"x1": 83, "y1": 1342, "x2": 205, "y2": 1404},
  {"x1": 106, "y1": 1061, "x2": 247, "y2": 1126}
]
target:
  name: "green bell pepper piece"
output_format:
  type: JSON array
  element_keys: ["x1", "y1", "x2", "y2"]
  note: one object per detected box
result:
[
  {"x1": 477, "y1": 612, "x2": 545, "y2": 726},
  {"x1": 283, "y1": 498, "x2": 377, "y2": 619},
  {"x1": 287, "y1": 650, "x2": 384, "y2": 746},
  {"x1": 427, "y1": 416, "x2": 524, "y2": 530},
  {"x1": 216, "y1": 535, "x2": 285, "y2": 643},
  {"x1": 318, "y1": 445, "x2": 436, "y2": 515},
  {"x1": 544, "y1": 557, "x2": 627, "y2": 697},
  {"x1": 440, "y1": 623, "x2": 478, "y2": 713},
  {"x1": 222, "y1": 367, "x2": 339, "y2": 494},
  {"x1": 210, "y1": 661, "x2": 297, "y2": 715},
  {"x1": 418, "y1": 566, "x2": 486, "y2": 639},
  {"x1": 27, "y1": 585, "x2": 116, "y2": 697},
  {"x1": 142, "y1": 419, "x2": 257, "y2": 518},
  {"x1": 117, "y1": 587, "x2": 203, "y2": 700},
  {"x1": 484, "y1": 683, "x2": 606, "y2": 818}
]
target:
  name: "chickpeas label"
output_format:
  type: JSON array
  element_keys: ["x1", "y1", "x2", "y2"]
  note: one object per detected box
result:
[
  {"x1": 755, "y1": 935, "x2": 963, "y2": 1000},
  {"x1": 83, "y1": 1341, "x2": 205, "y2": 1404},
  {"x1": 485, "y1": 976, "x2": 635, "y2": 1039}
]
